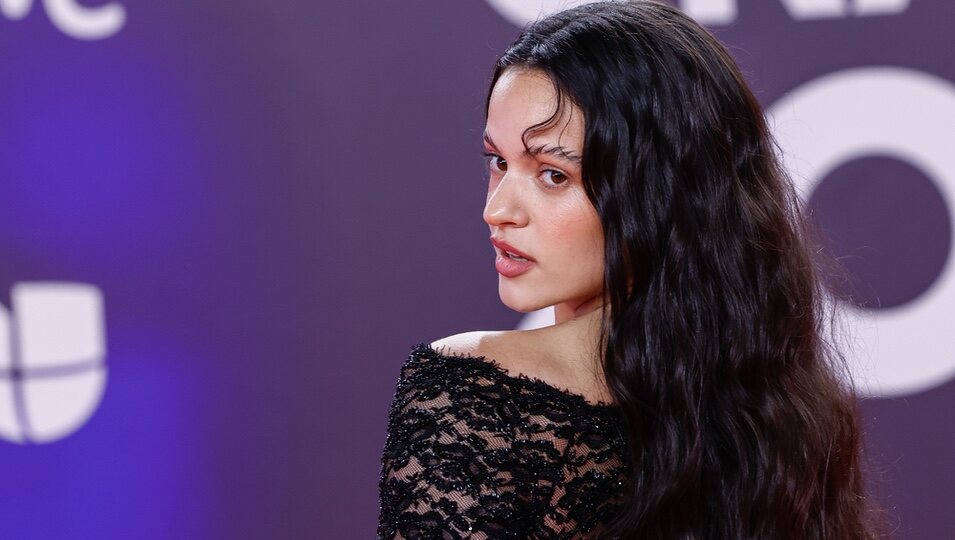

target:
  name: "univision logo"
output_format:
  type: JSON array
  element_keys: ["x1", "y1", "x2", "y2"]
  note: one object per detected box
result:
[{"x1": 0, "y1": 282, "x2": 107, "y2": 444}]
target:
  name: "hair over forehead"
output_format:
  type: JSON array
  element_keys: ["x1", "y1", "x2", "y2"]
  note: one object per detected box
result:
[{"x1": 488, "y1": 65, "x2": 583, "y2": 159}]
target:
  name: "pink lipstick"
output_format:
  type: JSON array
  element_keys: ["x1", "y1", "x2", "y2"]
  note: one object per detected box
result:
[{"x1": 490, "y1": 236, "x2": 535, "y2": 278}]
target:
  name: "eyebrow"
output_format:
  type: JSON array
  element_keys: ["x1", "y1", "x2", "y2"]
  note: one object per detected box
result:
[{"x1": 483, "y1": 132, "x2": 582, "y2": 165}]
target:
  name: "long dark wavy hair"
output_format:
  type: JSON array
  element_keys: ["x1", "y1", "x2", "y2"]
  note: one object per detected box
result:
[{"x1": 484, "y1": 2, "x2": 888, "y2": 538}]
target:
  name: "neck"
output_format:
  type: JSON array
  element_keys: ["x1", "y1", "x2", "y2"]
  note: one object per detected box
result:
[
  {"x1": 554, "y1": 295, "x2": 606, "y2": 325},
  {"x1": 545, "y1": 297, "x2": 608, "y2": 360},
  {"x1": 527, "y1": 300, "x2": 610, "y2": 395}
]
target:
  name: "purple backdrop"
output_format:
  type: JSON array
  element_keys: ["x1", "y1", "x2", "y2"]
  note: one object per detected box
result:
[{"x1": 0, "y1": 0, "x2": 952, "y2": 537}]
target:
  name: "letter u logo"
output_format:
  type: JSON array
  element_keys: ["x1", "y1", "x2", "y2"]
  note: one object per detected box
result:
[{"x1": 0, "y1": 282, "x2": 108, "y2": 444}]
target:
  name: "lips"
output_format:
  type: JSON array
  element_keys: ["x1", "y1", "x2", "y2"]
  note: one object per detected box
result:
[{"x1": 489, "y1": 236, "x2": 534, "y2": 261}]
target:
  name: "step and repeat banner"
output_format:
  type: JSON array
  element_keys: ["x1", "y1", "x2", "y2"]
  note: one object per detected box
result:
[{"x1": 0, "y1": 1, "x2": 951, "y2": 537}]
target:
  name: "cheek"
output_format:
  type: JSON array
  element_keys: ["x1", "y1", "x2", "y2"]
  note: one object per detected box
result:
[{"x1": 544, "y1": 194, "x2": 604, "y2": 263}]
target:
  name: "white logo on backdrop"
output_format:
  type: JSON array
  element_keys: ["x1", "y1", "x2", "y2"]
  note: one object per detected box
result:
[
  {"x1": 483, "y1": 0, "x2": 909, "y2": 26},
  {"x1": 767, "y1": 67, "x2": 955, "y2": 398},
  {"x1": 0, "y1": 282, "x2": 108, "y2": 444},
  {"x1": 517, "y1": 306, "x2": 555, "y2": 330},
  {"x1": 0, "y1": 0, "x2": 125, "y2": 40},
  {"x1": 680, "y1": 0, "x2": 909, "y2": 24}
]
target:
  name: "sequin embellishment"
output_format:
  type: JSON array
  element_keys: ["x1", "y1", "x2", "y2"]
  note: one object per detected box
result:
[{"x1": 377, "y1": 343, "x2": 632, "y2": 539}]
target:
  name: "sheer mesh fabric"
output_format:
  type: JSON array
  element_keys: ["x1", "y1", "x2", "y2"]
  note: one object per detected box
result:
[{"x1": 377, "y1": 343, "x2": 632, "y2": 539}]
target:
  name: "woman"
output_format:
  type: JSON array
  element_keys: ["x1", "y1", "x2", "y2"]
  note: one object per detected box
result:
[{"x1": 378, "y1": 1, "x2": 887, "y2": 538}]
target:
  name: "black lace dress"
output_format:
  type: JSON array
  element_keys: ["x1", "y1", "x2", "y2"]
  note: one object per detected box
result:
[{"x1": 377, "y1": 343, "x2": 632, "y2": 539}]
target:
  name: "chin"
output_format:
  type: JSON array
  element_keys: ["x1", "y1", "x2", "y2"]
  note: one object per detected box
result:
[
  {"x1": 500, "y1": 299, "x2": 538, "y2": 313},
  {"x1": 498, "y1": 284, "x2": 549, "y2": 313}
]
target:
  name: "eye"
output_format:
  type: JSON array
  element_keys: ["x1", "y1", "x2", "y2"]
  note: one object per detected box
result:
[
  {"x1": 541, "y1": 169, "x2": 568, "y2": 187},
  {"x1": 482, "y1": 152, "x2": 507, "y2": 174}
]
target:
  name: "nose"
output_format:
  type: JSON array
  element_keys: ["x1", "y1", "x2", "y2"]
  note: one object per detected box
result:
[{"x1": 482, "y1": 172, "x2": 529, "y2": 229}]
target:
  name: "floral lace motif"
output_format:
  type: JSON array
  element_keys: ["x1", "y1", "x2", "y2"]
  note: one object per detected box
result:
[{"x1": 377, "y1": 343, "x2": 632, "y2": 539}]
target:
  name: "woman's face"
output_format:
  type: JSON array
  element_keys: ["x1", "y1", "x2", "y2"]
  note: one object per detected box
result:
[{"x1": 483, "y1": 67, "x2": 605, "y2": 322}]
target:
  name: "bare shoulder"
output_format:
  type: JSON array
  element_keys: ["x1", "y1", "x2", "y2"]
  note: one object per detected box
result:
[
  {"x1": 430, "y1": 329, "x2": 550, "y2": 376},
  {"x1": 429, "y1": 330, "x2": 506, "y2": 359},
  {"x1": 429, "y1": 328, "x2": 613, "y2": 407}
]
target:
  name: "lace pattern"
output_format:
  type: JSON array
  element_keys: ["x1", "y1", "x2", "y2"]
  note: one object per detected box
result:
[{"x1": 377, "y1": 343, "x2": 632, "y2": 539}]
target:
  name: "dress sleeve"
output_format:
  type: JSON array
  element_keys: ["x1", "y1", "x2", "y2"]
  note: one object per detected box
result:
[
  {"x1": 376, "y1": 352, "x2": 562, "y2": 539},
  {"x1": 375, "y1": 355, "x2": 492, "y2": 539}
]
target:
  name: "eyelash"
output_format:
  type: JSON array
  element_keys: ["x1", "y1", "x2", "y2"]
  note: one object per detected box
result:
[{"x1": 481, "y1": 151, "x2": 569, "y2": 188}]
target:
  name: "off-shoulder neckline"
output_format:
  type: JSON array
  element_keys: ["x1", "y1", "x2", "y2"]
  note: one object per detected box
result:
[{"x1": 410, "y1": 342, "x2": 621, "y2": 415}]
